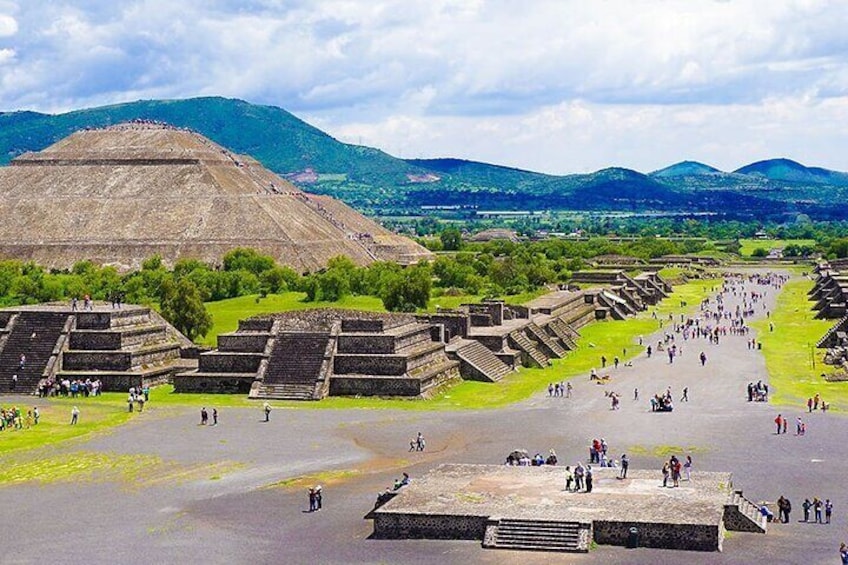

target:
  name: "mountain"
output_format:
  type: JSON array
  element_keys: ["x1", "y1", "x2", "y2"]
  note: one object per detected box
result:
[
  {"x1": 650, "y1": 161, "x2": 722, "y2": 177},
  {"x1": 734, "y1": 158, "x2": 848, "y2": 186},
  {"x1": 2, "y1": 97, "x2": 848, "y2": 219}
]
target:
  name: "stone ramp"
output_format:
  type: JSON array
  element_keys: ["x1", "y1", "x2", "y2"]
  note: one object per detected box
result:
[
  {"x1": 723, "y1": 490, "x2": 767, "y2": 534},
  {"x1": 449, "y1": 340, "x2": 512, "y2": 382},
  {"x1": 483, "y1": 518, "x2": 590, "y2": 552},
  {"x1": 0, "y1": 311, "x2": 70, "y2": 393}
]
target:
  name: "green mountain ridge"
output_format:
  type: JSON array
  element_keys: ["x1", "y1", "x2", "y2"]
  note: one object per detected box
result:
[{"x1": 2, "y1": 96, "x2": 847, "y2": 219}]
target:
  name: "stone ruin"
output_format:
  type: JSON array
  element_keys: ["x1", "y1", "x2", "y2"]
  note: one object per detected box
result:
[
  {"x1": 569, "y1": 270, "x2": 672, "y2": 319},
  {"x1": 174, "y1": 282, "x2": 672, "y2": 400},
  {"x1": 812, "y1": 260, "x2": 848, "y2": 374},
  {"x1": 0, "y1": 304, "x2": 195, "y2": 393},
  {"x1": 0, "y1": 122, "x2": 431, "y2": 271},
  {"x1": 368, "y1": 464, "x2": 766, "y2": 553}
]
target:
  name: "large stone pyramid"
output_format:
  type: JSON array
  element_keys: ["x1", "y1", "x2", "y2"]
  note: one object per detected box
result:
[{"x1": 0, "y1": 122, "x2": 432, "y2": 271}]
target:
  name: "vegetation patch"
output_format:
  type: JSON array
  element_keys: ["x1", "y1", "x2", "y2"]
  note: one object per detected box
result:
[
  {"x1": 627, "y1": 445, "x2": 707, "y2": 458},
  {"x1": 751, "y1": 277, "x2": 837, "y2": 408},
  {"x1": 266, "y1": 469, "x2": 361, "y2": 490}
]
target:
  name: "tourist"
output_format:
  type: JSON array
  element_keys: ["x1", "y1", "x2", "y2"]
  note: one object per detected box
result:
[
  {"x1": 314, "y1": 485, "x2": 323, "y2": 510},
  {"x1": 634, "y1": 387, "x2": 638, "y2": 401},
  {"x1": 32, "y1": 406, "x2": 39, "y2": 425},
  {"x1": 699, "y1": 351, "x2": 707, "y2": 366},
  {"x1": 620, "y1": 454, "x2": 629, "y2": 479},
  {"x1": 263, "y1": 402, "x2": 271, "y2": 422},
  {"x1": 416, "y1": 432, "x2": 426, "y2": 451},
  {"x1": 681, "y1": 387, "x2": 689, "y2": 402},
  {"x1": 547, "y1": 383, "x2": 554, "y2": 397},
  {"x1": 70, "y1": 405, "x2": 79, "y2": 425},
  {"x1": 807, "y1": 397, "x2": 813, "y2": 413},
  {"x1": 803, "y1": 498, "x2": 812, "y2": 522},
  {"x1": 585, "y1": 465, "x2": 593, "y2": 493},
  {"x1": 127, "y1": 394, "x2": 134, "y2": 413},
  {"x1": 200, "y1": 407, "x2": 208, "y2": 425},
  {"x1": 826, "y1": 499, "x2": 833, "y2": 524},
  {"x1": 684, "y1": 455, "x2": 693, "y2": 481},
  {"x1": 774, "y1": 414, "x2": 783, "y2": 434},
  {"x1": 814, "y1": 498, "x2": 823, "y2": 523},
  {"x1": 840, "y1": 543, "x2": 848, "y2": 565},
  {"x1": 10, "y1": 374, "x2": 17, "y2": 392},
  {"x1": 814, "y1": 393, "x2": 820, "y2": 410},
  {"x1": 574, "y1": 463, "x2": 585, "y2": 491},
  {"x1": 796, "y1": 417, "x2": 803, "y2": 436},
  {"x1": 564, "y1": 466, "x2": 574, "y2": 491},
  {"x1": 662, "y1": 462, "x2": 670, "y2": 487},
  {"x1": 613, "y1": 356, "x2": 619, "y2": 369},
  {"x1": 142, "y1": 385, "x2": 150, "y2": 401},
  {"x1": 212, "y1": 408, "x2": 218, "y2": 426},
  {"x1": 566, "y1": 381, "x2": 572, "y2": 398},
  {"x1": 601, "y1": 355, "x2": 606, "y2": 368},
  {"x1": 781, "y1": 416, "x2": 788, "y2": 434},
  {"x1": 308, "y1": 487, "x2": 317, "y2": 512},
  {"x1": 671, "y1": 456, "x2": 681, "y2": 487}
]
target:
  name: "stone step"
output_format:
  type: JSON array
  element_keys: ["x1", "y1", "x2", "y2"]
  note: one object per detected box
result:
[
  {"x1": 526, "y1": 322, "x2": 566, "y2": 358},
  {"x1": 491, "y1": 519, "x2": 585, "y2": 553},
  {"x1": 454, "y1": 340, "x2": 512, "y2": 382},
  {"x1": 508, "y1": 331, "x2": 549, "y2": 368}
]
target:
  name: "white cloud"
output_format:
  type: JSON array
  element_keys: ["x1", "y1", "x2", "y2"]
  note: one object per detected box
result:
[{"x1": 1, "y1": 1, "x2": 848, "y2": 172}]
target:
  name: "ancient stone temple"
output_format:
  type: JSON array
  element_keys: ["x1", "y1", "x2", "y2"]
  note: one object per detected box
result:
[
  {"x1": 174, "y1": 309, "x2": 461, "y2": 400},
  {"x1": 0, "y1": 304, "x2": 195, "y2": 393},
  {"x1": 0, "y1": 122, "x2": 431, "y2": 271}
]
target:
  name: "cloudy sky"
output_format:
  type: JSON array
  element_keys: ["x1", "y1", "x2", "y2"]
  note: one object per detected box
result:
[{"x1": 1, "y1": 0, "x2": 848, "y2": 174}]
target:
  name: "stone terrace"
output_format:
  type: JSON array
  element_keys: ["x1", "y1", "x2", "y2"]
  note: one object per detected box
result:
[{"x1": 371, "y1": 464, "x2": 761, "y2": 553}]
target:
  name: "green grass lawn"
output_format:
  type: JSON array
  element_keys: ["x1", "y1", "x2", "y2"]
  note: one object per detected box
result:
[
  {"x1": 751, "y1": 277, "x2": 841, "y2": 409},
  {"x1": 0, "y1": 398, "x2": 132, "y2": 455},
  {"x1": 738, "y1": 239, "x2": 816, "y2": 257}
]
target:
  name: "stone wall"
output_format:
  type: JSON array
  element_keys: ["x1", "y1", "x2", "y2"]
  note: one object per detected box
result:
[
  {"x1": 474, "y1": 335, "x2": 508, "y2": 353},
  {"x1": 69, "y1": 331, "x2": 122, "y2": 351},
  {"x1": 329, "y1": 376, "x2": 423, "y2": 397},
  {"x1": 173, "y1": 374, "x2": 255, "y2": 394},
  {"x1": 336, "y1": 334, "x2": 396, "y2": 354},
  {"x1": 217, "y1": 333, "x2": 270, "y2": 353},
  {"x1": 593, "y1": 520, "x2": 722, "y2": 552},
  {"x1": 372, "y1": 513, "x2": 488, "y2": 540},
  {"x1": 198, "y1": 352, "x2": 264, "y2": 373}
]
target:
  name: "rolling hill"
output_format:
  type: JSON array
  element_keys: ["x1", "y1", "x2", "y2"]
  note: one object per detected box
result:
[{"x1": 2, "y1": 96, "x2": 848, "y2": 219}]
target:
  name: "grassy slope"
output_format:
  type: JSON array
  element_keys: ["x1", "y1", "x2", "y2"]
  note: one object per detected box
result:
[
  {"x1": 201, "y1": 289, "x2": 551, "y2": 347},
  {"x1": 738, "y1": 239, "x2": 816, "y2": 257},
  {"x1": 751, "y1": 277, "x2": 838, "y2": 408}
]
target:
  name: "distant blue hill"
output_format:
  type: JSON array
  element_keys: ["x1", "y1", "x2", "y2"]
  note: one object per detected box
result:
[
  {"x1": 734, "y1": 158, "x2": 848, "y2": 186},
  {"x1": 651, "y1": 161, "x2": 723, "y2": 177}
]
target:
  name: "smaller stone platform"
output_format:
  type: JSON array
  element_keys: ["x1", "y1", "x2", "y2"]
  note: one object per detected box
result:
[{"x1": 370, "y1": 464, "x2": 761, "y2": 553}]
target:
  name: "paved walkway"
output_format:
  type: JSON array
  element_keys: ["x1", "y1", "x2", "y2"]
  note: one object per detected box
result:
[{"x1": 1, "y1": 271, "x2": 846, "y2": 564}]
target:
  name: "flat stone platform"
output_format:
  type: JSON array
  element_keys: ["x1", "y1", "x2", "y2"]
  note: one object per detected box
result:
[{"x1": 371, "y1": 464, "x2": 736, "y2": 552}]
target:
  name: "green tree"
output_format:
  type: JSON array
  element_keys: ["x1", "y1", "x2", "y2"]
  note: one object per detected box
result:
[
  {"x1": 751, "y1": 247, "x2": 768, "y2": 257},
  {"x1": 159, "y1": 278, "x2": 213, "y2": 340},
  {"x1": 439, "y1": 227, "x2": 463, "y2": 251},
  {"x1": 381, "y1": 264, "x2": 432, "y2": 312}
]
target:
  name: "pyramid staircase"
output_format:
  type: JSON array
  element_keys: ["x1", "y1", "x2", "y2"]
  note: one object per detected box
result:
[
  {"x1": 483, "y1": 518, "x2": 590, "y2": 552},
  {"x1": 817, "y1": 314, "x2": 848, "y2": 348},
  {"x1": 546, "y1": 318, "x2": 578, "y2": 350},
  {"x1": 450, "y1": 339, "x2": 512, "y2": 382},
  {"x1": 508, "y1": 330, "x2": 550, "y2": 368},
  {"x1": 525, "y1": 322, "x2": 566, "y2": 358},
  {"x1": 723, "y1": 490, "x2": 767, "y2": 533},
  {"x1": 251, "y1": 332, "x2": 334, "y2": 400},
  {"x1": 0, "y1": 311, "x2": 71, "y2": 393}
]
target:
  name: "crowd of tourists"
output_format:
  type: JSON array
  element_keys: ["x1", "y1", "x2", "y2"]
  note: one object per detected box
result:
[
  {"x1": 763, "y1": 496, "x2": 834, "y2": 525},
  {"x1": 37, "y1": 377, "x2": 107, "y2": 398},
  {"x1": 0, "y1": 405, "x2": 39, "y2": 431},
  {"x1": 660, "y1": 455, "x2": 693, "y2": 487},
  {"x1": 547, "y1": 381, "x2": 572, "y2": 397}
]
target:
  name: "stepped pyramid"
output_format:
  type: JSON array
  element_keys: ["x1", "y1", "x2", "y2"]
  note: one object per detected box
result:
[{"x1": 0, "y1": 122, "x2": 431, "y2": 271}]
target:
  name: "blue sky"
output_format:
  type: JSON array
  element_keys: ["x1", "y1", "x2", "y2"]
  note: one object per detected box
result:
[{"x1": 1, "y1": 0, "x2": 848, "y2": 174}]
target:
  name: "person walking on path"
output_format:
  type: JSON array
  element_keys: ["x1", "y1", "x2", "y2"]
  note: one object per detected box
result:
[
  {"x1": 200, "y1": 407, "x2": 208, "y2": 425},
  {"x1": 212, "y1": 408, "x2": 218, "y2": 426},
  {"x1": 681, "y1": 387, "x2": 689, "y2": 402},
  {"x1": 566, "y1": 381, "x2": 572, "y2": 398},
  {"x1": 699, "y1": 351, "x2": 707, "y2": 366},
  {"x1": 263, "y1": 402, "x2": 271, "y2": 422},
  {"x1": 70, "y1": 406, "x2": 79, "y2": 425},
  {"x1": 807, "y1": 397, "x2": 813, "y2": 413},
  {"x1": 782, "y1": 416, "x2": 788, "y2": 434},
  {"x1": 775, "y1": 414, "x2": 783, "y2": 434},
  {"x1": 826, "y1": 499, "x2": 833, "y2": 524}
]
